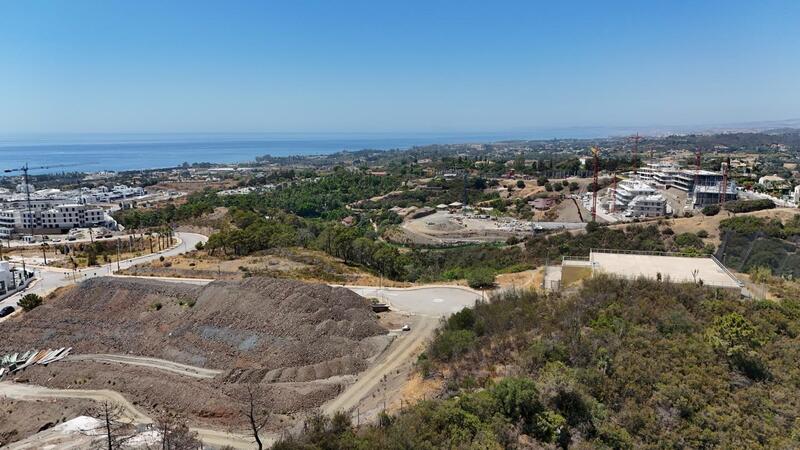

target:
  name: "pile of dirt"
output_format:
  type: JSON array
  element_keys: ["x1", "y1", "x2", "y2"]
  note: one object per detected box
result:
[
  {"x1": 0, "y1": 277, "x2": 388, "y2": 374},
  {"x1": 0, "y1": 276, "x2": 392, "y2": 430}
]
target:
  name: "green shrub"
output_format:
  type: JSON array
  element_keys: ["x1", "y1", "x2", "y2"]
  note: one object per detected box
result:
[
  {"x1": 19, "y1": 293, "x2": 43, "y2": 312},
  {"x1": 429, "y1": 329, "x2": 476, "y2": 361},
  {"x1": 674, "y1": 232, "x2": 704, "y2": 249},
  {"x1": 467, "y1": 269, "x2": 496, "y2": 289},
  {"x1": 702, "y1": 204, "x2": 720, "y2": 216},
  {"x1": 723, "y1": 198, "x2": 775, "y2": 213}
]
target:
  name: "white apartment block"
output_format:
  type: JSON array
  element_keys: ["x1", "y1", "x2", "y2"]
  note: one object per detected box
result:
[
  {"x1": 628, "y1": 194, "x2": 667, "y2": 217},
  {"x1": 0, "y1": 204, "x2": 111, "y2": 236}
]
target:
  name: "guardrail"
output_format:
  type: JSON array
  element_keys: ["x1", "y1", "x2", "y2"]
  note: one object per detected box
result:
[{"x1": 710, "y1": 254, "x2": 744, "y2": 287}]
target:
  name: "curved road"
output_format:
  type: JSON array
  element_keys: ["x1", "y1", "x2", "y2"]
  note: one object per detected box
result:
[
  {"x1": 0, "y1": 235, "x2": 483, "y2": 446},
  {"x1": 0, "y1": 381, "x2": 259, "y2": 449},
  {"x1": 0, "y1": 232, "x2": 208, "y2": 311},
  {"x1": 65, "y1": 354, "x2": 222, "y2": 379}
]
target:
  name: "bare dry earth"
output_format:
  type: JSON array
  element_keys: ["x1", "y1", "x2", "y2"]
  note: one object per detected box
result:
[
  {"x1": 0, "y1": 277, "x2": 391, "y2": 430},
  {"x1": 0, "y1": 398, "x2": 95, "y2": 446}
]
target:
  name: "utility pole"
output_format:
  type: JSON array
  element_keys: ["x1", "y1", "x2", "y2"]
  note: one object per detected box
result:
[{"x1": 116, "y1": 238, "x2": 121, "y2": 271}]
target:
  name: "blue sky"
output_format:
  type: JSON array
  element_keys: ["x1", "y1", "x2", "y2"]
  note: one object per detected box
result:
[{"x1": 1, "y1": 0, "x2": 799, "y2": 133}]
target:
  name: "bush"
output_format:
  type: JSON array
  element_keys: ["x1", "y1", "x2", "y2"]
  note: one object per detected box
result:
[
  {"x1": 429, "y1": 329, "x2": 476, "y2": 361},
  {"x1": 537, "y1": 176, "x2": 549, "y2": 186},
  {"x1": 702, "y1": 204, "x2": 720, "y2": 216},
  {"x1": 723, "y1": 199, "x2": 775, "y2": 213},
  {"x1": 544, "y1": 182, "x2": 553, "y2": 192},
  {"x1": 569, "y1": 182, "x2": 579, "y2": 191},
  {"x1": 467, "y1": 269, "x2": 496, "y2": 289},
  {"x1": 696, "y1": 229, "x2": 709, "y2": 238},
  {"x1": 674, "y1": 232, "x2": 704, "y2": 249},
  {"x1": 194, "y1": 241, "x2": 205, "y2": 250},
  {"x1": 516, "y1": 180, "x2": 525, "y2": 188},
  {"x1": 19, "y1": 293, "x2": 43, "y2": 312}
]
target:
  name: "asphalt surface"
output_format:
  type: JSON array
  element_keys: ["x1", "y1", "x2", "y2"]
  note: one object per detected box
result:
[{"x1": 347, "y1": 285, "x2": 482, "y2": 317}]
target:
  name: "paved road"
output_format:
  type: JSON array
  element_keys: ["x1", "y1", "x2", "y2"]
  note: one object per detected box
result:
[
  {"x1": 0, "y1": 232, "x2": 207, "y2": 311},
  {"x1": 104, "y1": 276, "x2": 483, "y2": 318},
  {"x1": 65, "y1": 354, "x2": 223, "y2": 379},
  {"x1": 347, "y1": 285, "x2": 481, "y2": 317}
]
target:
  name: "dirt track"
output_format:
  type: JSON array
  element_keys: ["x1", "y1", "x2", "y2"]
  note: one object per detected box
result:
[
  {"x1": 323, "y1": 315, "x2": 437, "y2": 417},
  {"x1": 65, "y1": 354, "x2": 223, "y2": 379},
  {"x1": 0, "y1": 382, "x2": 259, "y2": 449}
]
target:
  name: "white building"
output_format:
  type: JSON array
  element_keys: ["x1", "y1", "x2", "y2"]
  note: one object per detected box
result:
[
  {"x1": 794, "y1": 185, "x2": 800, "y2": 204},
  {"x1": 758, "y1": 174, "x2": 786, "y2": 188},
  {"x1": 0, "y1": 261, "x2": 13, "y2": 294},
  {"x1": 628, "y1": 194, "x2": 667, "y2": 217},
  {"x1": 0, "y1": 204, "x2": 113, "y2": 235},
  {"x1": 636, "y1": 162, "x2": 722, "y2": 192},
  {"x1": 612, "y1": 179, "x2": 657, "y2": 210}
]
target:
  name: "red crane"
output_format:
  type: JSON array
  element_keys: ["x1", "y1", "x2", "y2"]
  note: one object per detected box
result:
[{"x1": 718, "y1": 157, "x2": 730, "y2": 204}]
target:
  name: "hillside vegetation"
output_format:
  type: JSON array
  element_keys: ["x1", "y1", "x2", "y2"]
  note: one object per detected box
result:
[{"x1": 276, "y1": 277, "x2": 800, "y2": 449}]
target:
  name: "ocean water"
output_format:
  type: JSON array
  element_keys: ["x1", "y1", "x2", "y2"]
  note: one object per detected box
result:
[{"x1": 0, "y1": 130, "x2": 609, "y2": 174}]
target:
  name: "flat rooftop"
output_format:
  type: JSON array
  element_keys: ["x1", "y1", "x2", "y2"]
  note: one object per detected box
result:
[{"x1": 589, "y1": 250, "x2": 741, "y2": 288}]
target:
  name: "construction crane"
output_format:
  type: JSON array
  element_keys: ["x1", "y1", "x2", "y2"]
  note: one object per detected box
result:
[
  {"x1": 718, "y1": 157, "x2": 730, "y2": 205},
  {"x1": 591, "y1": 146, "x2": 600, "y2": 222},
  {"x1": 694, "y1": 147, "x2": 702, "y2": 191},
  {"x1": 3, "y1": 163, "x2": 83, "y2": 236}
]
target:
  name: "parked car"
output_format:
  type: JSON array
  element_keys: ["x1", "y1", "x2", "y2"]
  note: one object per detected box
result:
[
  {"x1": 0, "y1": 306, "x2": 15, "y2": 318},
  {"x1": 401, "y1": 324, "x2": 411, "y2": 331}
]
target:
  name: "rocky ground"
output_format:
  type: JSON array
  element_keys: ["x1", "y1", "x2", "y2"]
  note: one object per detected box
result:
[
  {"x1": 0, "y1": 276, "x2": 392, "y2": 431},
  {"x1": 0, "y1": 397, "x2": 95, "y2": 446}
]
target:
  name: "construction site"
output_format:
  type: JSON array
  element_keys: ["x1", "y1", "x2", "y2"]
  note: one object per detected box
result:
[
  {"x1": 587, "y1": 138, "x2": 739, "y2": 222},
  {"x1": 0, "y1": 276, "x2": 403, "y2": 446}
]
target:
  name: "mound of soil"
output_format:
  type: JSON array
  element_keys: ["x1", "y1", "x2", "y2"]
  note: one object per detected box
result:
[{"x1": 1, "y1": 277, "x2": 388, "y2": 375}]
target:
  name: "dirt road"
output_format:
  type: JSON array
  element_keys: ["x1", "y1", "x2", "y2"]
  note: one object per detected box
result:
[
  {"x1": 0, "y1": 382, "x2": 261, "y2": 449},
  {"x1": 322, "y1": 315, "x2": 438, "y2": 416},
  {"x1": 65, "y1": 354, "x2": 223, "y2": 379}
]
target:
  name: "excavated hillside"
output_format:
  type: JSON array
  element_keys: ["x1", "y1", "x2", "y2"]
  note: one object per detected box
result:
[
  {"x1": 1, "y1": 277, "x2": 389, "y2": 376},
  {"x1": 0, "y1": 277, "x2": 393, "y2": 429}
]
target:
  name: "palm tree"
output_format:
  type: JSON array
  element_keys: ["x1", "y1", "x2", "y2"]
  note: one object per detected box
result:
[{"x1": 40, "y1": 242, "x2": 49, "y2": 265}]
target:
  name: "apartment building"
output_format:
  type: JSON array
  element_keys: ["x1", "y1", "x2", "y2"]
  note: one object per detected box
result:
[{"x1": 0, "y1": 204, "x2": 111, "y2": 236}]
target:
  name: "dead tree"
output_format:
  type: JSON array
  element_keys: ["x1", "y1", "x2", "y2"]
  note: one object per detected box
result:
[
  {"x1": 232, "y1": 383, "x2": 271, "y2": 450},
  {"x1": 152, "y1": 412, "x2": 202, "y2": 450},
  {"x1": 79, "y1": 401, "x2": 136, "y2": 450}
]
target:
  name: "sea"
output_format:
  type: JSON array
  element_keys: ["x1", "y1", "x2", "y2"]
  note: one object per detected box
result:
[{"x1": 0, "y1": 130, "x2": 612, "y2": 174}]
